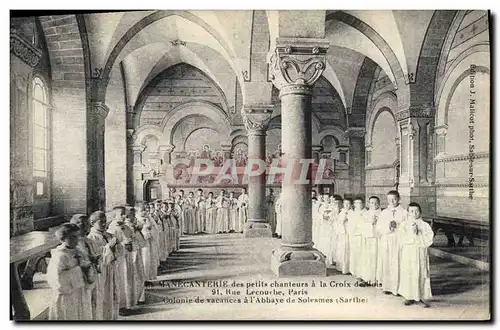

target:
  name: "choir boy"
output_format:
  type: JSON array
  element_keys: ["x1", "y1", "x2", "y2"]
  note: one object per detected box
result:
[
  {"x1": 347, "y1": 197, "x2": 366, "y2": 280},
  {"x1": 398, "y1": 202, "x2": 434, "y2": 307},
  {"x1": 376, "y1": 190, "x2": 408, "y2": 295},
  {"x1": 87, "y1": 211, "x2": 121, "y2": 320},
  {"x1": 335, "y1": 198, "x2": 352, "y2": 274},
  {"x1": 360, "y1": 196, "x2": 382, "y2": 285},
  {"x1": 47, "y1": 223, "x2": 92, "y2": 320}
]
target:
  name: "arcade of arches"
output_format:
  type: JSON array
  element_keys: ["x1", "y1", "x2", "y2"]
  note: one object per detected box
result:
[{"x1": 11, "y1": 10, "x2": 490, "y2": 278}]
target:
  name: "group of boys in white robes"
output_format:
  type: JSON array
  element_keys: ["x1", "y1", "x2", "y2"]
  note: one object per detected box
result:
[
  {"x1": 47, "y1": 200, "x2": 181, "y2": 320},
  {"x1": 312, "y1": 190, "x2": 434, "y2": 307},
  {"x1": 168, "y1": 188, "x2": 249, "y2": 235}
]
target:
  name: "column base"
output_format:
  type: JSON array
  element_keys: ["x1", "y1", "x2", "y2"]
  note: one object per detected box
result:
[
  {"x1": 243, "y1": 221, "x2": 273, "y2": 238},
  {"x1": 271, "y1": 246, "x2": 326, "y2": 277}
]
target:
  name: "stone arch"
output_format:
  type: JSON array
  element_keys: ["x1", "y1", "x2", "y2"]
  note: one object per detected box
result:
[
  {"x1": 366, "y1": 91, "x2": 398, "y2": 146},
  {"x1": 183, "y1": 127, "x2": 221, "y2": 151},
  {"x1": 97, "y1": 10, "x2": 244, "y2": 102},
  {"x1": 134, "y1": 63, "x2": 230, "y2": 127},
  {"x1": 435, "y1": 45, "x2": 490, "y2": 125},
  {"x1": 134, "y1": 125, "x2": 163, "y2": 147},
  {"x1": 350, "y1": 57, "x2": 378, "y2": 127},
  {"x1": 314, "y1": 126, "x2": 347, "y2": 146},
  {"x1": 411, "y1": 10, "x2": 457, "y2": 109},
  {"x1": 370, "y1": 108, "x2": 398, "y2": 166},
  {"x1": 162, "y1": 101, "x2": 232, "y2": 145}
]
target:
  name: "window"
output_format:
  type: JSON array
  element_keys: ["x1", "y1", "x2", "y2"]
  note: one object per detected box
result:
[{"x1": 31, "y1": 77, "x2": 51, "y2": 198}]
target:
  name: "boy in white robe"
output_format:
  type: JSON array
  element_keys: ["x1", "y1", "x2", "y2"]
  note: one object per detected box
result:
[
  {"x1": 324, "y1": 195, "x2": 342, "y2": 266},
  {"x1": 135, "y1": 204, "x2": 158, "y2": 282},
  {"x1": 205, "y1": 192, "x2": 217, "y2": 234},
  {"x1": 360, "y1": 196, "x2": 382, "y2": 285},
  {"x1": 376, "y1": 190, "x2": 408, "y2": 295},
  {"x1": 265, "y1": 189, "x2": 277, "y2": 235},
  {"x1": 347, "y1": 197, "x2": 366, "y2": 280},
  {"x1": 166, "y1": 200, "x2": 180, "y2": 251},
  {"x1": 47, "y1": 223, "x2": 92, "y2": 320},
  {"x1": 87, "y1": 211, "x2": 121, "y2": 320},
  {"x1": 195, "y1": 189, "x2": 206, "y2": 233},
  {"x1": 229, "y1": 192, "x2": 239, "y2": 233},
  {"x1": 144, "y1": 204, "x2": 161, "y2": 269},
  {"x1": 398, "y1": 202, "x2": 434, "y2": 307},
  {"x1": 335, "y1": 198, "x2": 352, "y2": 274},
  {"x1": 313, "y1": 195, "x2": 325, "y2": 250},
  {"x1": 237, "y1": 188, "x2": 249, "y2": 233},
  {"x1": 107, "y1": 206, "x2": 137, "y2": 316},
  {"x1": 124, "y1": 208, "x2": 147, "y2": 305},
  {"x1": 160, "y1": 202, "x2": 174, "y2": 254},
  {"x1": 151, "y1": 202, "x2": 167, "y2": 262},
  {"x1": 69, "y1": 214, "x2": 99, "y2": 320},
  {"x1": 274, "y1": 192, "x2": 283, "y2": 238}
]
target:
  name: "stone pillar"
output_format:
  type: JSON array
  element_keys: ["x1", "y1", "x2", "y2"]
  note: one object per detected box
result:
[
  {"x1": 268, "y1": 38, "x2": 329, "y2": 276},
  {"x1": 242, "y1": 104, "x2": 274, "y2": 238},
  {"x1": 434, "y1": 125, "x2": 448, "y2": 181},
  {"x1": 220, "y1": 143, "x2": 232, "y2": 161},
  {"x1": 365, "y1": 145, "x2": 373, "y2": 166},
  {"x1": 88, "y1": 102, "x2": 109, "y2": 213},
  {"x1": 132, "y1": 145, "x2": 146, "y2": 203},
  {"x1": 312, "y1": 145, "x2": 323, "y2": 163},
  {"x1": 158, "y1": 144, "x2": 175, "y2": 174},
  {"x1": 396, "y1": 108, "x2": 436, "y2": 215},
  {"x1": 346, "y1": 127, "x2": 365, "y2": 199}
]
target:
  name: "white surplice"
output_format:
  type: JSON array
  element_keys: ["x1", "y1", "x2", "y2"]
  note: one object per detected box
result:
[
  {"x1": 335, "y1": 209, "x2": 351, "y2": 274},
  {"x1": 47, "y1": 245, "x2": 93, "y2": 320},
  {"x1": 323, "y1": 205, "x2": 340, "y2": 266},
  {"x1": 397, "y1": 218, "x2": 434, "y2": 301},
  {"x1": 107, "y1": 219, "x2": 138, "y2": 309},
  {"x1": 136, "y1": 215, "x2": 158, "y2": 281},
  {"x1": 86, "y1": 228, "x2": 121, "y2": 320},
  {"x1": 237, "y1": 193, "x2": 249, "y2": 231},
  {"x1": 274, "y1": 194, "x2": 283, "y2": 236},
  {"x1": 376, "y1": 205, "x2": 408, "y2": 294},
  {"x1": 360, "y1": 209, "x2": 381, "y2": 283},
  {"x1": 347, "y1": 209, "x2": 366, "y2": 277}
]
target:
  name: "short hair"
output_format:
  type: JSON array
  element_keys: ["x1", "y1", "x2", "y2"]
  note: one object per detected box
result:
[
  {"x1": 354, "y1": 196, "x2": 364, "y2": 203},
  {"x1": 69, "y1": 214, "x2": 88, "y2": 226},
  {"x1": 387, "y1": 190, "x2": 400, "y2": 199},
  {"x1": 408, "y1": 202, "x2": 422, "y2": 213},
  {"x1": 179, "y1": 189, "x2": 184, "y2": 193},
  {"x1": 55, "y1": 223, "x2": 80, "y2": 242},
  {"x1": 368, "y1": 196, "x2": 380, "y2": 203},
  {"x1": 208, "y1": 192, "x2": 214, "y2": 196},
  {"x1": 126, "y1": 208, "x2": 135, "y2": 218},
  {"x1": 312, "y1": 190, "x2": 317, "y2": 194},
  {"x1": 113, "y1": 206, "x2": 125, "y2": 212},
  {"x1": 221, "y1": 189, "x2": 226, "y2": 193},
  {"x1": 197, "y1": 188, "x2": 203, "y2": 192},
  {"x1": 343, "y1": 198, "x2": 353, "y2": 204},
  {"x1": 333, "y1": 195, "x2": 343, "y2": 202},
  {"x1": 188, "y1": 191, "x2": 194, "y2": 195},
  {"x1": 89, "y1": 211, "x2": 106, "y2": 225}
]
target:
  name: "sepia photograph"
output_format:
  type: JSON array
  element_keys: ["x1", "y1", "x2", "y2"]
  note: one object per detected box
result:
[{"x1": 9, "y1": 8, "x2": 491, "y2": 321}]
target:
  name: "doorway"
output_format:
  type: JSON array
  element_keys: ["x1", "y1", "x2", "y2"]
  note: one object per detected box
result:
[{"x1": 144, "y1": 180, "x2": 162, "y2": 202}]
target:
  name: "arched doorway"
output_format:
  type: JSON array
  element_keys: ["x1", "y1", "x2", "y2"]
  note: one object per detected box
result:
[{"x1": 144, "y1": 179, "x2": 163, "y2": 202}]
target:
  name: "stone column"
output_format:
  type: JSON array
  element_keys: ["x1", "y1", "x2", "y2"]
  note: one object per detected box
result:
[
  {"x1": 220, "y1": 143, "x2": 232, "y2": 161},
  {"x1": 396, "y1": 108, "x2": 436, "y2": 215},
  {"x1": 346, "y1": 127, "x2": 365, "y2": 199},
  {"x1": 312, "y1": 145, "x2": 323, "y2": 163},
  {"x1": 434, "y1": 125, "x2": 448, "y2": 181},
  {"x1": 132, "y1": 145, "x2": 146, "y2": 203},
  {"x1": 268, "y1": 38, "x2": 329, "y2": 276},
  {"x1": 88, "y1": 102, "x2": 109, "y2": 213},
  {"x1": 242, "y1": 104, "x2": 274, "y2": 238},
  {"x1": 158, "y1": 144, "x2": 175, "y2": 173}
]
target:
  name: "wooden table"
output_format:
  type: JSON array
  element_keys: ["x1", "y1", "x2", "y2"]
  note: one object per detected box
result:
[{"x1": 10, "y1": 231, "x2": 59, "y2": 321}]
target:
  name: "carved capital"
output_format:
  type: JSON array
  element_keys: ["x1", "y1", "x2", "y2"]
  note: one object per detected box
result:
[
  {"x1": 395, "y1": 104, "x2": 435, "y2": 122},
  {"x1": 344, "y1": 127, "x2": 365, "y2": 139},
  {"x1": 220, "y1": 143, "x2": 232, "y2": 152},
  {"x1": 312, "y1": 145, "x2": 323, "y2": 152},
  {"x1": 434, "y1": 124, "x2": 449, "y2": 136},
  {"x1": 91, "y1": 102, "x2": 109, "y2": 119},
  {"x1": 131, "y1": 145, "x2": 146, "y2": 154},
  {"x1": 268, "y1": 38, "x2": 329, "y2": 91},
  {"x1": 10, "y1": 32, "x2": 41, "y2": 68},
  {"x1": 242, "y1": 111, "x2": 272, "y2": 133},
  {"x1": 158, "y1": 144, "x2": 175, "y2": 154}
]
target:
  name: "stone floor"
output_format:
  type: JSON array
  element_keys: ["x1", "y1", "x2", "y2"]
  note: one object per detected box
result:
[{"x1": 118, "y1": 233, "x2": 490, "y2": 321}]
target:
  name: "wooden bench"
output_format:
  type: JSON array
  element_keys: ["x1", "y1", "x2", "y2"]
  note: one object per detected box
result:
[
  {"x1": 423, "y1": 216, "x2": 489, "y2": 247},
  {"x1": 10, "y1": 231, "x2": 59, "y2": 320}
]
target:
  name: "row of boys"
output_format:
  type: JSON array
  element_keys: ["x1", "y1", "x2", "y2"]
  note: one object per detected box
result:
[
  {"x1": 47, "y1": 201, "x2": 180, "y2": 320},
  {"x1": 312, "y1": 190, "x2": 434, "y2": 307}
]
